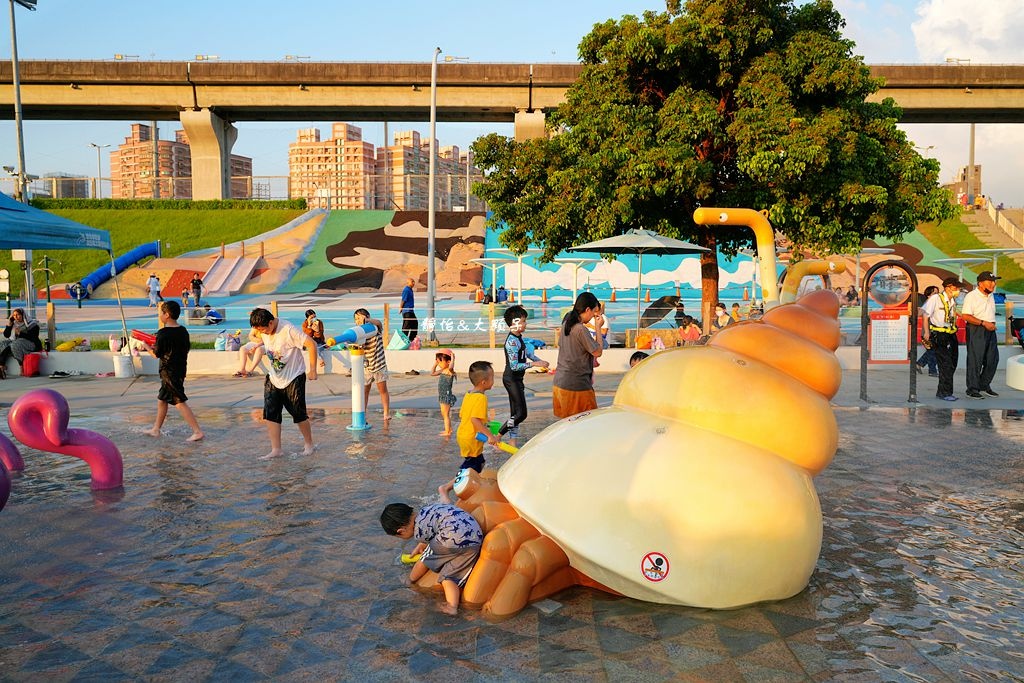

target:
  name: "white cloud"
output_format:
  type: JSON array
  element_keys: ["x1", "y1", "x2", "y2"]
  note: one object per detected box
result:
[{"x1": 912, "y1": 0, "x2": 1024, "y2": 62}]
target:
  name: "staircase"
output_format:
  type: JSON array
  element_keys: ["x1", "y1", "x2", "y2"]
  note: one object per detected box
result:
[{"x1": 960, "y1": 209, "x2": 1024, "y2": 271}]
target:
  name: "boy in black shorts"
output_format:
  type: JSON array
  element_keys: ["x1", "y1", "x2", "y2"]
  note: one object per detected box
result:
[
  {"x1": 249, "y1": 307, "x2": 318, "y2": 458},
  {"x1": 499, "y1": 305, "x2": 548, "y2": 446},
  {"x1": 141, "y1": 300, "x2": 204, "y2": 442}
]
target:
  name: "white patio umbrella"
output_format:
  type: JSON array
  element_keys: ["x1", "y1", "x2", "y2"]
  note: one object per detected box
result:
[
  {"x1": 568, "y1": 229, "x2": 709, "y2": 343},
  {"x1": 959, "y1": 247, "x2": 1024, "y2": 278},
  {"x1": 553, "y1": 257, "x2": 601, "y2": 302}
]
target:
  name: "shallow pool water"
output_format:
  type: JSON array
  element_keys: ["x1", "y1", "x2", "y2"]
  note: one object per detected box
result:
[{"x1": 0, "y1": 406, "x2": 1021, "y2": 680}]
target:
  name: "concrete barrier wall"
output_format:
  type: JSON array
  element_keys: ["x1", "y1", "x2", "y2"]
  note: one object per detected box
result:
[{"x1": 6, "y1": 345, "x2": 1021, "y2": 378}]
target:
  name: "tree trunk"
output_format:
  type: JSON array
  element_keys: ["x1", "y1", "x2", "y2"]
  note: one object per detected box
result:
[{"x1": 698, "y1": 228, "x2": 719, "y2": 335}]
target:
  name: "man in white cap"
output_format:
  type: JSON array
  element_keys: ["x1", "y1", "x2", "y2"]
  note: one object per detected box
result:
[{"x1": 961, "y1": 270, "x2": 1001, "y2": 399}]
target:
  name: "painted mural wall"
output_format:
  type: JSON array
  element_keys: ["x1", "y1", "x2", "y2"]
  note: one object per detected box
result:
[{"x1": 282, "y1": 210, "x2": 486, "y2": 294}]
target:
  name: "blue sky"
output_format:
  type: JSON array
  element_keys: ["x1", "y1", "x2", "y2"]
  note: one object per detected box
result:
[{"x1": 2, "y1": 0, "x2": 1023, "y2": 204}]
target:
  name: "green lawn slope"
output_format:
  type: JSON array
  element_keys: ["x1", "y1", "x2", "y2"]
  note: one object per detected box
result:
[
  {"x1": 0, "y1": 208, "x2": 305, "y2": 290},
  {"x1": 878, "y1": 216, "x2": 1024, "y2": 294}
]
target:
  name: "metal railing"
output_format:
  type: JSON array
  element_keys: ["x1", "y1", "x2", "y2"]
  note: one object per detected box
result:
[
  {"x1": 0, "y1": 174, "x2": 488, "y2": 210},
  {"x1": 987, "y1": 203, "x2": 1024, "y2": 247}
]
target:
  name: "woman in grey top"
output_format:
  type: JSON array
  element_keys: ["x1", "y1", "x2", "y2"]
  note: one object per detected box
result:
[{"x1": 552, "y1": 292, "x2": 604, "y2": 418}]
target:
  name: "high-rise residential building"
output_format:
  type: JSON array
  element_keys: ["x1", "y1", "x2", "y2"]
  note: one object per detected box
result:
[
  {"x1": 109, "y1": 123, "x2": 253, "y2": 200},
  {"x1": 288, "y1": 123, "x2": 376, "y2": 209},
  {"x1": 289, "y1": 124, "x2": 480, "y2": 210}
]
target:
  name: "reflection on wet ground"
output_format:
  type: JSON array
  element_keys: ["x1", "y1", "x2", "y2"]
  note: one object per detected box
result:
[{"x1": 0, "y1": 407, "x2": 1022, "y2": 681}]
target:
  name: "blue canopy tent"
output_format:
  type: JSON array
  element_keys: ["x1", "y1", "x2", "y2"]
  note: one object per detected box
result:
[{"x1": 0, "y1": 192, "x2": 130, "y2": 351}]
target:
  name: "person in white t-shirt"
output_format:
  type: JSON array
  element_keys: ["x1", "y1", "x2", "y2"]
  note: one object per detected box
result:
[
  {"x1": 960, "y1": 270, "x2": 1001, "y2": 399},
  {"x1": 249, "y1": 307, "x2": 318, "y2": 458}
]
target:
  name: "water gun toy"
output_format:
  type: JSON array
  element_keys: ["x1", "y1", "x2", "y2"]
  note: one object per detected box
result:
[
  {"x1": 130, "y1": 329, "x2": 156, "y2": 346},
  {"x1": 476, "y1": 432, "x2": 518, "y2": 454}
]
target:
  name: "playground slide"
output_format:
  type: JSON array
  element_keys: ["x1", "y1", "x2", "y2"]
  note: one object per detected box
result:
[
  {"x1": 72, "y1": 241, "x2": 161, "y2": 299},
  {"x1": 200, "y1": 256, "x2": 237, "y2": 293},
  {"x1": 216, "y1": 257, "x2": 260, "y2": 296}
]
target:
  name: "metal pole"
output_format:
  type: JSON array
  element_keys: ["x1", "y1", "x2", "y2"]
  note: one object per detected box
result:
[
  {"x1": 966, "y1": 123, "x2": 975, "y2": 205},
  {"x1": 427, "y1": 47, "x2": 441, "y2": 342},
  {"x1": 466, "y1": 150, "x2": 471, "y2": 211},
  {"x1": 151, "y1": 121, "x2": 160, "y2": 199},
  {"x1": 9, "y1": 0, "x2": 34, "y2": 319}
]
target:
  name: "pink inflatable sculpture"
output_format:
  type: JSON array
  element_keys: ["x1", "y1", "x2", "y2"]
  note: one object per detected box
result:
[
  {"x1": 8, "y1": 389, "x2": 123, "y2": 491},
  {"x1": 0, "y1": 460, "x2": 9, "y2": 511},
  {"x1": 0, "y1": 432, "x2": 21, "y2": 512},
  {"x1": 0, "y1": 431, "x2": 23, "y2": 472}
]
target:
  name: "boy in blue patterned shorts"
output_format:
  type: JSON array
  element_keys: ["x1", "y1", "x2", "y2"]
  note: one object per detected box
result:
[{"x1": 380, "y1": 502, "x2": 484, "y2": 615}]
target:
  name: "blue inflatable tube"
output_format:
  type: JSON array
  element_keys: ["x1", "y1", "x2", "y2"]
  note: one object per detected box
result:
[{"x1": 72, "y1": 241, "x2": 161, "y2": 299}]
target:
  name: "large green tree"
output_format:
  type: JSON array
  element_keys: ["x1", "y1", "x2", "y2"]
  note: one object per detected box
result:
[{"x1": 472, "y1": 0, "x2": 955, "y2": 318}]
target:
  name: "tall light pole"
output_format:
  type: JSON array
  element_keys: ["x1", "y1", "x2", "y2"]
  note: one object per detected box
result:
[
  {"x1": 426, "y1": 46, "x2": 441, "y2": 341},
  {"x1": 9, "y1": 0, "x2": 36, "y2": 317},
  {"x1": 89, "y1": 142, "x2": 109, "y2": 199}
]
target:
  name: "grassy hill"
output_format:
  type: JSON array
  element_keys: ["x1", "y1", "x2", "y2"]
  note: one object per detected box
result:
[
  {"x1": 0, "y1": 207, "x2": 305, "y2": 293},
  {"x1": 912, "y1": 216, "x2": 1023, "y2": 293}
]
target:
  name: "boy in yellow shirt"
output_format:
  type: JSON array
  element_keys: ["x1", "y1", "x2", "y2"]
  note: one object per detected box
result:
[{"x1": 455, "y1": 360, "x2": 500, "y2": 471}]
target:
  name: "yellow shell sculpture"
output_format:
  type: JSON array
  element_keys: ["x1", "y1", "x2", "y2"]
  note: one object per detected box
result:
[{"x1": 435, "y1": 289, "x2": 842, "y2": 619}]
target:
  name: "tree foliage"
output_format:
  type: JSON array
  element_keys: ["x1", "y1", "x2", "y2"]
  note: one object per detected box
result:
[{"x1": 472, "y1": 0, "x2": 955, "y2": 303}]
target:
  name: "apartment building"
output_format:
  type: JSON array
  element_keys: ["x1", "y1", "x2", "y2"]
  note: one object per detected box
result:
[
  {"x1": 289, "y1": 123, "x2": 376, "y2": 209},
  {"x1": 290, "y1": 124, "x2": 481, "y2": 210},
  {"x1": 109, "y1": 124, "x2": 253, "y2": 199}
]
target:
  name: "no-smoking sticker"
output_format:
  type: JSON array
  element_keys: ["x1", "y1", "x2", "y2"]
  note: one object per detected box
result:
[{"x1": 641, "y1": 552, "x2": 669, "y2": 582}]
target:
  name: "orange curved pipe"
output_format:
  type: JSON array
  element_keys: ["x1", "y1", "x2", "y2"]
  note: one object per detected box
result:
[
  {"x1": 693, "y1": 207, "x2": 780, "y2": 309},
  {"x1": 779, "y1": 259, "x2": 847, "y2": 304}
]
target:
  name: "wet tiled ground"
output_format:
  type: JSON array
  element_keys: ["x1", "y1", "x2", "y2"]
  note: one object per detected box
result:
[{"x1": 1, "y1": 405, "x2": 1022, "y2": 681}]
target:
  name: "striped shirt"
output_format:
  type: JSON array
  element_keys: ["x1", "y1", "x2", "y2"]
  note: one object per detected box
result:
[{"x1": 362, "y1": 321, "x2": 387, "y2": 373}]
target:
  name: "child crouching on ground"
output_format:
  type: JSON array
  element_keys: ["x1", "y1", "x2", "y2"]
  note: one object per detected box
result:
[{"x1": 380, "y1": 502, "x2": 484, "y2": 615}]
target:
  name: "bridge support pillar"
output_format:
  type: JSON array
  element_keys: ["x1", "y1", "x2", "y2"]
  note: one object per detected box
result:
[
  {"x1": 514, "y1": 109, "x2": 546, "y2": 141},
  {"x1": 180, "y1": 108, "x2": 237, "y2": 200}
]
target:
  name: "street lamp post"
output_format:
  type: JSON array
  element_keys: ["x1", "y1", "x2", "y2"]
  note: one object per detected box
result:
[
  {"x1": 89, "y1": 143, "x2": 110, "y2": 199},
  {"x1": 426, "y1": 47, "x2": 441, "y2": 342},
  {"x1": 8, "y1": 0, "x2": 36, "y2": 317}
]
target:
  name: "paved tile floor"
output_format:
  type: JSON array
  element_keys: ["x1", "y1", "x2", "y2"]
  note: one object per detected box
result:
[{"x1": 1, "y1": 373, "x2": 1023, "y2": 681}]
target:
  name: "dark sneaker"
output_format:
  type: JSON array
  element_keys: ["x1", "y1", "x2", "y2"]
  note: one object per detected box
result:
[
  {"x1": 966, "y1": 390, "x2": 984, "y2": 399},
  {"x1": 928, "y1": 372, "x2": 939, "y2": 377},
  {"x1": 915, "y1": 364, "x2": 923, "y2": 375},
  {"x1": 939, "y1": 395, "x2": 958, "y2": 402},
  {"x1": 982, "y1": 388, "x2": 999, "y2": 397}
]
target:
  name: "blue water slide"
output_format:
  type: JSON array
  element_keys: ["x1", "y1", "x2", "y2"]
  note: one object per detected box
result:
[{"x1": 72, "y1": 241, "x2": 161, "y2": 299}]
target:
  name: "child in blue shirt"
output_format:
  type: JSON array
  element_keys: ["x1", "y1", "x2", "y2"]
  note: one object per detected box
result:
[{"x1": 499, "y1": 305, "x2": 548, "y2": 446}]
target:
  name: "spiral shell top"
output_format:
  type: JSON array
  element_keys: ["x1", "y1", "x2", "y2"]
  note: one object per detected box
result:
[{"x1": 498, "y1": 290, "x2": 843, "y2": 608}]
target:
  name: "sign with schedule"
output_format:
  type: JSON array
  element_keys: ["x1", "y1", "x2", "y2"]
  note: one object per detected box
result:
[{"x1": 869, "y1": 311, "x2": 909, "y2": 362}]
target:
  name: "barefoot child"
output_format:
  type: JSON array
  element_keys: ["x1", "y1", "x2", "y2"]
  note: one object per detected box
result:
[
  {"x1": 249, "y1": 307, "x2": 317, "y2": 458},
  {"x1": 455, "y1": 360, "x2": 499, "y2": 472},
  {"x1": 431, "y1": 348, "x2": 457, "y2": 435},
  {"x1": 140, "y1": 300, "x2": 204, "y2": 442},
  {"x1": 354, "y1": 308, "x2": 391, "y2": 422},
  {"x1": 302, "y1": 309, "x2": 328, "y2": 369},
  {"x1": 380, "y1": 501, "x2": 484, "y2": 616},
  {"x1": 437, "y1": 361, "x2": 501, "y2": 501}
]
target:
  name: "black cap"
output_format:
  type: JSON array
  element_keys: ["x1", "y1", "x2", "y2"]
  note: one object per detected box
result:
[
  {"x1": 941, "y1": 277, "x2": 963, "y2": 289},
  {"x1": 977, "y1": 270, "x2": 1001, "y2": 282}
]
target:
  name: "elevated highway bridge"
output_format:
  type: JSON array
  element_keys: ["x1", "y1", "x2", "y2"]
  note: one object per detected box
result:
[{"x1": 3, "y1": 61, "x2": 1021, "y2": 198}]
